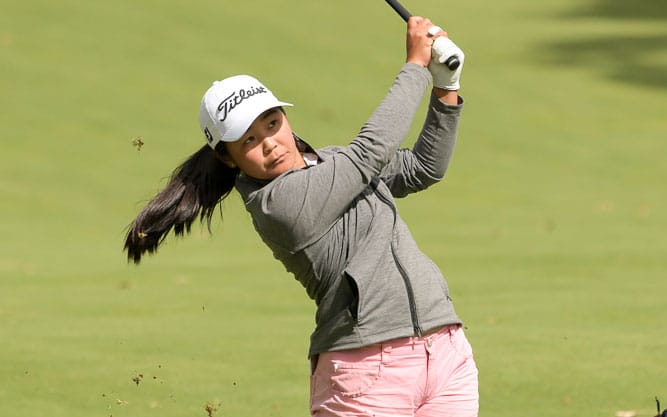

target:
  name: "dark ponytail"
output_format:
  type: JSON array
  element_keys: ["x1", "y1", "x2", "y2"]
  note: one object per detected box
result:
[{"x1": 124, "y1": 144, "x2": 239, "y2": 264}]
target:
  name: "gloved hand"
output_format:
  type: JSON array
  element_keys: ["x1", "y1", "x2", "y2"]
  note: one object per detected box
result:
[{"x1": 428, "y1": 27, "x2": 465, "y2": 90}]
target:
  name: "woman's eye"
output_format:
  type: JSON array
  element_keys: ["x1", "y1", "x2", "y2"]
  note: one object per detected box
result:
[
  {"x1": 268, "y1": 120, "x2": 277, "y2": 129},
  {"x1": 244, "y1": 136, "x2": 256, "y2": 145}
]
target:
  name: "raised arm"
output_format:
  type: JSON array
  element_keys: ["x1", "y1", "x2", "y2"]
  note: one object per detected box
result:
[
  {"x1": 380, "y1": 25, "x2": 466, "y2": 197},
  {"x1": 240, "y1": 63, "x2": 431, "y2": 252}
]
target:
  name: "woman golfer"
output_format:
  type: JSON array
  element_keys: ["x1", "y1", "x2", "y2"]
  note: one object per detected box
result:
[{"x1": 125, "y1": 16, "x2": 478, "y2": 417}]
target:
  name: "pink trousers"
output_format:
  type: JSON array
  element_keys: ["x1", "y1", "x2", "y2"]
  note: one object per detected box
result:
[{"x1": 310, "y1": 325, "x2": 479, "y2": 417}]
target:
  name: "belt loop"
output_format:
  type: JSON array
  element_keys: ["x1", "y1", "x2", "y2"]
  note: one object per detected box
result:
[{"x1": 380, "y1": 343, "x2": 389, "y2": 364}]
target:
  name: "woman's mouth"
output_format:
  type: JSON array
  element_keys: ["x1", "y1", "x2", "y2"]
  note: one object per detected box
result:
[{"x1": 270, "y1": 152, "x2": 287, "y2": 167}]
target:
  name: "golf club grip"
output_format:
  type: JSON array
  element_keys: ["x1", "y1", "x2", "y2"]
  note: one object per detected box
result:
[{"x1": 384, "y1": 0, "x2": 460, "y2": 70}]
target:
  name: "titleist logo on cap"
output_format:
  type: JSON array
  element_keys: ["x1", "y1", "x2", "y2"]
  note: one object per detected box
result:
[{"x1": 217, "y1": 86, "x2": 268, "y2": 122}]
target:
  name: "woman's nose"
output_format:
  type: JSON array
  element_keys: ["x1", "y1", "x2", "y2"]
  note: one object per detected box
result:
[{"x1": 262, "y1": 136, "x2": 277, "y2": 154}]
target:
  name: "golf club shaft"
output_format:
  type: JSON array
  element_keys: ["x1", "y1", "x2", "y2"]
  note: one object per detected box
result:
[
  {"x1": 385, "y1": 0, "x2": 412, "y2": 22},
  {"x1": 383, "y1": 0, "x2": 460, "y2": 70}
]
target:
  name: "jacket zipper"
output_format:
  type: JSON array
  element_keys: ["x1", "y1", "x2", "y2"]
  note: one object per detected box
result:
[
  {"x1": 374, "y1": 182, "x2": 423, "y2": 336},
  {"x1": 391, "y1": 240, "x2": 423, "y2": 336}
]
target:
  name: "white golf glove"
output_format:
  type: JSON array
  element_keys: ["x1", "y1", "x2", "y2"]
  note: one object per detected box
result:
[{"x1": 428, "y1": 29, "x2": 465, "y2": 90}]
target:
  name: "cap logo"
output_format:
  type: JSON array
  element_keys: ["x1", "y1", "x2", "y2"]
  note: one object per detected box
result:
[
  {"x1": 204, "y1": 127, "x2": 214, "y2": 144},
  {"x1": 217, "y1": 85, "x2": 268, "y2": 122}
]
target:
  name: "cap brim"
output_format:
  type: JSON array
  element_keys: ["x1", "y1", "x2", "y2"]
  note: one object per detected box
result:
[{"x1": 220, "y1": 101, "x2": 293, "y2": 142}]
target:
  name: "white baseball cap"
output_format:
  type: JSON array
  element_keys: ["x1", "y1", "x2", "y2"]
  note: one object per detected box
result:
[{"x1": 199, "y1": 75, "x2": 293, "y2": 149}]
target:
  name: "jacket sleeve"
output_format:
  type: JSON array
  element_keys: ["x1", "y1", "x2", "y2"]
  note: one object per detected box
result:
[
  {"x1": 241, "y1": 64, "x2": 431, "y2": 253},
  {"x1": 379, "y1": 93, "x2": 464, "y2": 198}
]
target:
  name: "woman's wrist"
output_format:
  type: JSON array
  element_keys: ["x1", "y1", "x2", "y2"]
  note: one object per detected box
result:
[{"x1": 433, "y1": 87, "x2": 459, "y2": 104}]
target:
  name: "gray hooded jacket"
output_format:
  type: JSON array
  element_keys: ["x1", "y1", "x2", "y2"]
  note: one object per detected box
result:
[{"x1": 236, "y1": 63, "x2": 463, "y2": 358}]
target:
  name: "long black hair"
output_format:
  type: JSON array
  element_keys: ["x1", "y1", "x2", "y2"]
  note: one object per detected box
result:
[{"x1": 123, "y1": 143, "x2": 239, "y2": 264}]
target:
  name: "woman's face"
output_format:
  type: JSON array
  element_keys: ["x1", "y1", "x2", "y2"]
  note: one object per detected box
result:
[{"x1": 223, "y1": 108, "x2": 306, "y2": 180}]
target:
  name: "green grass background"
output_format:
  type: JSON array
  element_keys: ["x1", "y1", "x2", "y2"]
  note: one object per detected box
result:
[{"x1": 1, "y1": 0, "x2": 666, "y2": 416}]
